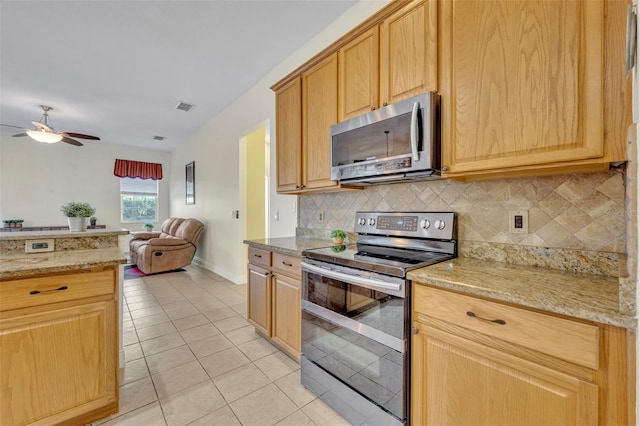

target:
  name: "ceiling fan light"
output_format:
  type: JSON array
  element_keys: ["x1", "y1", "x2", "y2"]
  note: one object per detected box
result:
[{"x1": 26, "y1": 130, "x2": 62, "y2": 143}]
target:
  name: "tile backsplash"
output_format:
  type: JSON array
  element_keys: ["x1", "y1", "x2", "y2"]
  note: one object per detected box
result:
[{"x1": 299, "y1": 171, "x2": 626, "y2": 253}]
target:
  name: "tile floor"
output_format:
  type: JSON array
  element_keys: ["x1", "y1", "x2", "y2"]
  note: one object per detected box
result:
[{"x1": 94, "y1": 264, "x2": 349, "y2": 426}]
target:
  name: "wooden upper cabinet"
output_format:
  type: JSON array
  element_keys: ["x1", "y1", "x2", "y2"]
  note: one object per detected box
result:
[
  {"x1": 302, "y1": 53, "x2": 339, "y2": 190},
  {"x1": 338, "y1": 27, "x2": 380, "y2": 121},
  {"x1": 275, "y1": 77, "x2": 302, "y2": 192},
  {"x1": 440, "y1": 0, "x2": 615, "y2": 178},
  {"x1": 380, "y1": 0, "x2": 437, "y2": 106}
]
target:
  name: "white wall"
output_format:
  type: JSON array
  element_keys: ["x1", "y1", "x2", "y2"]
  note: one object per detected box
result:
[
  {"x1": 170, "y1": 0, "x2": 392, "y2": 284},
  {"x1": 0, "y1": 135, "x2": 170, "y2": 230}
]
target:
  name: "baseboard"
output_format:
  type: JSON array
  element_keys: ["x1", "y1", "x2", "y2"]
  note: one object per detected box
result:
[{"x1": 192, "y1": 256, "x2": 245, "y2": 285}]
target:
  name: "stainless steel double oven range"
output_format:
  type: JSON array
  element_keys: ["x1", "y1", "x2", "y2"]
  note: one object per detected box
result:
[{"x1": 301, "y1": 211, "x2": 457, "y2": 425}]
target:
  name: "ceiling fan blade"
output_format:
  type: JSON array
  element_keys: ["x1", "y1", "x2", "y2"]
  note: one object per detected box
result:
[
  {"x1": 60, "y1": 132, "x2": 100, "y2": 140},
  {"x1": 61, "y1": 136, "x2": 83, "y2": 146},
  {"x1": 12, "y1": 133, "x2": 28, "y2": 137},
  {"x1": 1, "y1": 123, "x2": 27, "y2": 130}
]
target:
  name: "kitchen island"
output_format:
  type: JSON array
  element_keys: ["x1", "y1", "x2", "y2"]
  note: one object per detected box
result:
[{"x1": 0, "y1": 229, "x2": 128, "y2": 425}]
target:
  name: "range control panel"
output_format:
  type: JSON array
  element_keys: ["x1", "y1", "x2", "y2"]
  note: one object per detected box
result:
[{"x1": 354, "y1": 211, "x2": 455, "y2": 240}]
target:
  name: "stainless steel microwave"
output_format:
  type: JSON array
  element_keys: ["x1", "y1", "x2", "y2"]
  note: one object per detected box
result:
[{"x1": 330, "y1": 91, "x2": 440, "y2": 186}]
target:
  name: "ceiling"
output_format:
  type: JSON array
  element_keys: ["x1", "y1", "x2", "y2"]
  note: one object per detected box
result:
[{"x1": 0, "y1": 0, "x2": 358, "y2": 152}]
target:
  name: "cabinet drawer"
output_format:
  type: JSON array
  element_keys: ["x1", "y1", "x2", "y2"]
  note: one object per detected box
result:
[
  {"x1": 272, "y1": 253, "x2": 301, "y2": 277},
  {"x1": 0, "y1": 269, "x2": 116, "y2": 312},
  {"x1": 248, "y1": 247, "x2": 271, "y2": 267},
  {"x1": 413, "y1": 285, "x2": 600, "y2": 369}
]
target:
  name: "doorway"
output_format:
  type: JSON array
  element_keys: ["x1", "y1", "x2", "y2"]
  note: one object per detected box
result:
[{"x1": 239, "y1": 121, "x2": 270, "y2": 274}]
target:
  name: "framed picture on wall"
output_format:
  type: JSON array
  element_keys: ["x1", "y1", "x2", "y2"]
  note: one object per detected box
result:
[{"x1": 186, "y1": 161, "x2": 195, "y2": 205}]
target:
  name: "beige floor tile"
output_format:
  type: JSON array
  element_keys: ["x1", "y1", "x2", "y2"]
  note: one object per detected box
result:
[
  {"x1": 199, "y1": 347, "x2": 251, "y2": 377},
  {"x1": 179, "y1": 323, "x2": 221, "y2": 343},
  {"x1": 186, "y1": 405, "x2": 241, "y2": 426},
  {"x1": 216, "y1": 293, "x2": 245, "y2": 306},
  {"x1": 274, "y1": 371, "x2": 316, "y2": 408},
  {"x1": 213, "y1": 315, "x2": 250, "y2": 332},
  {"x1": 237, "y1": 337, "x2": 280, "y2": 361},
  {"x1": 161, "y1": 300, "x2": 195, "y2": 313},
  {"x1": 132, "y1": 312, "x2": 171, "y2": 329},
  {"x1": 159, "y1": 380, "x2": 226, "y2": 426},
  {"x1": 100, "y1": 401, "x2": 166, "y2": 426},
  {"x1": 229, "y1": 383, "x2": 297, "y2": 426},
  {"x1": 165, "y1": 305, "x2": 201, "y2": 321},
  {"x1": 125, "y1": 293, "x2": 157, "y2": 304},
  {"x1": 254, "y1": 351, "x2": 300, "y2": 381},
  {"x1": 224, "y1": 325, "x2": 261, "y2": 346},
  {"x1": 123, "y1": 343, "x2": 144, "y2": 362},
  {"x1": 152, "y1": 360, "x2": 209, "y2": 399},
  {"x1": 172, "y1": 314, "x2": 211, "y2": 331},
  {"x1": 129, "y1": 306, "x2": 166, "y2": 319},
  {"x1": 202, "y1": 307, "x2": 237, "y2": 322},
  {"x1": 123, "y1": 329, "x2": 139, "y2": 346},
  {"x1": 122, "y1": 358, "x2": 150, "y2": 385},
  {"x1": 140, "y1": 332, "x2": 186, "y2": 356},
  {"x1": 126, "y1": 299, "x2": 161, "y2": 312},
  {"x1": 213, "y1": 363, "x2": 271, "y2": 403},
  {"x1": 117, "y1": 376, "x2": 158, "y2": 417},
  {"x1": 188, "y1": 334, "x2": 235, "y2": 359},
  {"x1": 145, "y1": 345, "x2": 196, "y2": 375},
  {"x1": 136, "y1": 321, "x2": 178, "y2": 342},
  {"x1": 229, "y1": 302, "x2": 248, "y2": 316},
  {"x1": 302, "y1": 399, "x2": 350, "y2": 426},
  {"x1": 275, "y1": 410, "x2": 316, "y2": 426}
]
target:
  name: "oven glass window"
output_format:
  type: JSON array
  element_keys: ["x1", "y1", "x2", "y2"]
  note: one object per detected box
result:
[{"x1": 302, "y1": 271, "x2": 405, "y2": 340}]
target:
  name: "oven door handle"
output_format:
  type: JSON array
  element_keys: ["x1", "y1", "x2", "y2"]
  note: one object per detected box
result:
[{"x1": 302, "y1": 262, "x2": 402, "y2": 293}]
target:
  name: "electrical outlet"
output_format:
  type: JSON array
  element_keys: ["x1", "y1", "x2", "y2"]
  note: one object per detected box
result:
[
  {"x1": 509, "y1": 210, "x2": 528, "y2": 234},
  {"x1": 25, "y1": 239, "x2": 55, "y2": 253},
  {"x1": 318, "y1": 211, "x2": 325, "y2": 224}
]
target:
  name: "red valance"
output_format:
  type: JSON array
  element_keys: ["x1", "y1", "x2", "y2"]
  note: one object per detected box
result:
[{"x1": 114, "y1": 159, "x2": 163, "y2": 180}]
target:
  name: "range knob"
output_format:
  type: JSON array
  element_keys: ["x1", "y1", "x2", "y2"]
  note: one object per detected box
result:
[
  {"x1": 358, "y1": 217, "x2": 366, "y2": 226},
  {"x1": 368, "y1": 218, "x2": 376, "y2": 226},
  {"x1": 420, "y1": 219, "x2": 431, "y2": 229},
  {"x1": 434, "y1": 219, "x2": 446, "y2": 230}
]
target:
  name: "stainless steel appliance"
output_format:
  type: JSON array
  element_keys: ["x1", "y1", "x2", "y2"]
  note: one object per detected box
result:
[
  {"x1": 301, "y1": 211, "x2": 457, "y2": 425},
  {"x1": 330, "y1": 92, "x2": 440, "y2": 186}
]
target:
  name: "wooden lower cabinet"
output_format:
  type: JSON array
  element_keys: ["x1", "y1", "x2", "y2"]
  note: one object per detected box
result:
[
  {"x1": 247, "y1": 249, "x2": 301, "y2": 361},
  {"x1": 247, "y1": 264, "x2": 271, "y2": 336},
  {"x1": 0, "y1": 267, "x2": 119, "y2": 426},
  {"x1": 411, "y1": 284, "x2": 634, "y2": 426},
  {"x1": 271, "y1": 273, "x2": 301, "y2": 359}
]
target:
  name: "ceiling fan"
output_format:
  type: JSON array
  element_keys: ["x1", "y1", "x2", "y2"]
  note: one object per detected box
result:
[{"x1": 0, "y1": 105, "x2": 100, "y2": 146}]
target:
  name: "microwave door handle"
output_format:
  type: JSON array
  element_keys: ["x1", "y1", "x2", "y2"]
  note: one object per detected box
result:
[
  {"x1": 302, "y1": 262, "x2": 401, "y2": 293},
  {"x1": 411, "y1": 101, "x2": 420, "y2": 161}
]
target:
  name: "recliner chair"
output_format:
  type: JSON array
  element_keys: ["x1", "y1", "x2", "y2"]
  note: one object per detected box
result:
[{"x1": 129, "y1": 217, "x2": 204, "y2": 274}]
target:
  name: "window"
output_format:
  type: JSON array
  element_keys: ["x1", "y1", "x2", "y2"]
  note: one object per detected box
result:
[{"x1": 120, "y1": 177, "x2": 158, "y2": 223}]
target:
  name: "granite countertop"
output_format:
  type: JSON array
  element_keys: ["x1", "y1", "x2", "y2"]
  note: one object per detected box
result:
[
  {"x1": 243, "y1": 236, "x2": 335, "y2": 256},
  {"x1": 0, "y1": 228, "x2": 130, "y2": 241},
  {"x1": 1, "y1": 247, "x2": 127, "y2": 280},
  {"x1": 408, "y1": 257, "x2": 636, "y2": 330}
]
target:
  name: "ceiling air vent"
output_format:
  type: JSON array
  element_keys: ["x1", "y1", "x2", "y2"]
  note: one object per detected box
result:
[
  {"x1": 175, "y1": 102, "x2": 196, "y2": 112},
  {"x1": 153, "y1": 136, "x2": 165, "y2": 141}
]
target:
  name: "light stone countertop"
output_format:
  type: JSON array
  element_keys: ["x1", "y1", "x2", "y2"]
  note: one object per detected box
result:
[
  {"x1": 244, "y1": 236, "x2": 336, "y2": 257},
  {"x1": 0, "y1": 228, "x2": 130, "y2": 241},
  {"x1": 408, "y1": 257, "x2": 636, "y2": 331},
  {"x1": 1, "y1": 247, "x2": 127, "y2": 280}
]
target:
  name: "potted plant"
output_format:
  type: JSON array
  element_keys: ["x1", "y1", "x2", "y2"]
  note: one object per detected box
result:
[
  {"x1": 3, "y1": 219, "x2": 24, "y2": 228},
  {"x1": 329, "y1": 229, "x2": 347, "y2": 245},
  {"x1": 143, "y1": 222, "x2": 154, "y2": 232},
  {"x1": 61, "y1": 202, "x2": 96, "y2": 232},
  {"x1": 90, "y1": 216, "x2": 97, "y2": 227}
]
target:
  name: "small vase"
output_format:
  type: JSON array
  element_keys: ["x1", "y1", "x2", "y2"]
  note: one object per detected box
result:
[{"x1": 68, "y1": 217, "x2": 88, "y2": 232}]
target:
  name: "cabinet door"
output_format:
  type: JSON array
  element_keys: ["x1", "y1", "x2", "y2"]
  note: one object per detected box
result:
[
  {"x1": 275, "y1": 77, "x2": 302, "y2": 192},
  {"x1": 302, "y1": 53, "x2": 338, "y2": 190},
  {"x1": 271, "y1": 273, "x2": 301, "y2": 360},
  {"x1": 338, "y1": 27, "x2": 379, "y2": 121},
  {"x1": 440, "y1": 0, "x2": 605, "y2": 176},
  {"x1": 411, "y1": 324, "x2": 598, "y2": 426},
  {"x1": 380, "y1": 0, "x2": 436, "y2": 106},
  {"x1": 1, "y1": 301, "x2": 117, "y2": 426},
  {"x1": 247, "y1": 264, "x2": 271, "y2": 336}
]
